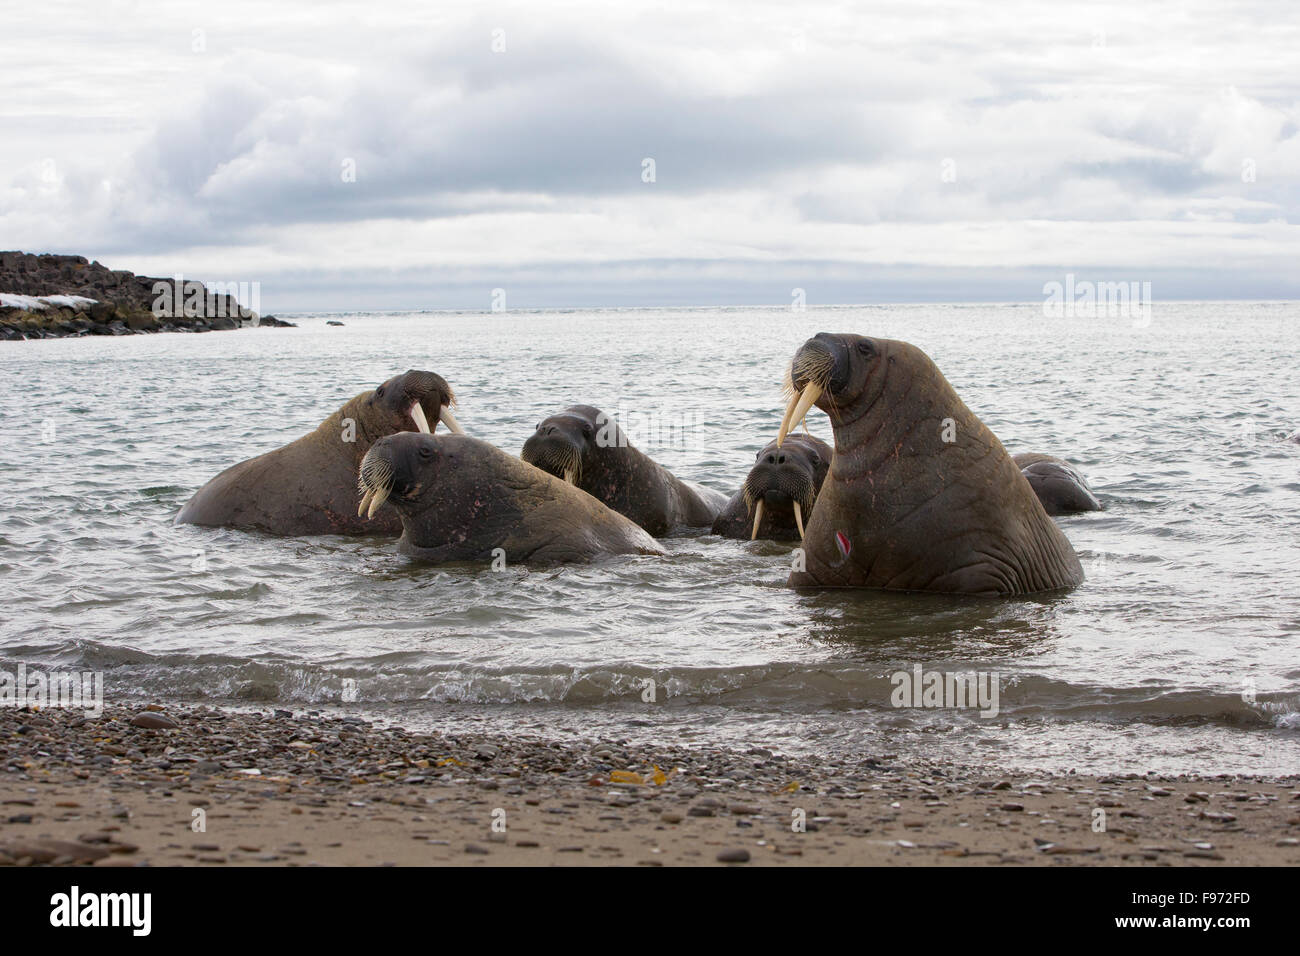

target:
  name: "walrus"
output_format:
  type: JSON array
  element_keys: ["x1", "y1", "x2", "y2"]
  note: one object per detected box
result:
[
  {"x1": 176, "y1": 370, "x2": 464, "y2": 535},
  {"x1": 777, "y1": 333, "x2": 1084, "y2": 595},
  {"x1": 711, "y1": 433, "x2": 832, "y2": 541},
  {"x1": 357, "y1": 432, "x2": 663, "y2": 563},
  {"x1": 1012, "y1": 453, "x2": 1103, "y2": 515},
  {"x1": 519, "y1": 405, "x2": 727, "y2": 536}
]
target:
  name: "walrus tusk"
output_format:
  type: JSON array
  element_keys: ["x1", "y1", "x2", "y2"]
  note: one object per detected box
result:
[
  {"x1": 357, "y1": 487, "x2": 376, "y2": 518},
  {"x1": 793, "y1": 500, "x2": 805, "y2": 539},
  {"x1": 410, "y1": 402, "x2": 432, "y2": 434},
  {"x1": 439, "y1": 405, "x2": 465, "y2": 435},
  {"x1": 365, "y1": 485, "x2": 390, "y2": 519},
  {"x1": 563, "y1": 468, "x2": 576, "y2": 485},
  {"x1": 778, "y1": 383, "x2": 822, "y2": 447},
  {"x1": 750, "y1": 500, "x2": 765, "y2": 540}
]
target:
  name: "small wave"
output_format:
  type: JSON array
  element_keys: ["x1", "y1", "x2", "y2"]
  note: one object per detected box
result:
[{"x1": 3, "y1": 642, "x2": 1293, "y2": 732}]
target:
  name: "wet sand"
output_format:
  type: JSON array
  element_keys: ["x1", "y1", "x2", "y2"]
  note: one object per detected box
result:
[{"x1": 2, "y1": 704, "x2": 1296, "y2": 866}]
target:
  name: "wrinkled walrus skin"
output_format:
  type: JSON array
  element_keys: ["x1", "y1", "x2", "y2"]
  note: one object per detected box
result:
[
  {"x1": 778, "y1": 333, "x2": 1084, "y2": 596},
  {"x1": 176, "y1": 370, "x2": 462, "y2": 536},
  {"x1": 358, "y1": 432, "x2": 664, "y2": 565},
  {"x1": 521, "y1": 405, "x2": 727, "y2": 537}
]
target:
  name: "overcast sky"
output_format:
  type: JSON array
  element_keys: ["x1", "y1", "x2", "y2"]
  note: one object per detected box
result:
[{"x1": 3, "y1": 0, "x2": 1298, "y2": 309}]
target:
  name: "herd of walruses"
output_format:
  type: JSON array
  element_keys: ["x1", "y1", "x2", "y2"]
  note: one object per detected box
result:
[{"x1": 176, "y1": 333, "x2": 1103, "y2": 596}]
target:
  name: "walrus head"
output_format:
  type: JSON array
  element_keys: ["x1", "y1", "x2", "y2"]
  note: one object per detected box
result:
[
  {"x1": 356, "y1": 431, "x2": 442, "y2": 520},
  {"x1": 778, "y1": 332, "x2": 885, "y2": 445},
  {"x1": 365, "y1": 369, "x2": 464, "y2": 439},
  {"x1": 741, "y1": 434, "x2": 831, "y2": 540},
  {"x1": 520, "y1": 405, "x2": 617, "y2": 485}
]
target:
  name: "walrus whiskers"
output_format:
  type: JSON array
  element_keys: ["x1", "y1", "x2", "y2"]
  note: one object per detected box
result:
[
  {"x1": 528, "y1": 445, "x2": 582, "y2": 486},
  {"x1": 778, "y1": 351, "x2": 833, "y2": 446},
  {"x1": 357, "y1": 454, "x2": 395, "y2": 519}
]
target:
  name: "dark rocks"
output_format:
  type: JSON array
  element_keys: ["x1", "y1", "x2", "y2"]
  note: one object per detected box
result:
[
  {"x1": 0, "y1": 251, "x2": 295, "y2": 339},
  {"x1": 716, "y1": 848, "x2": 751, "y2": 863}
]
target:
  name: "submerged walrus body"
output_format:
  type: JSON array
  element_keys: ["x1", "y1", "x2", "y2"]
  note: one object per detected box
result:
[
  {"x1": 712, "y1": 433, "x2": 832, "y2": 541},
  {"x1": 520, "y1": 405, "x2": 727, "y2": 537},
  {"x1": 778, "y1": 333, "x2": 1083, "y2": 596},
  {"x1": 1012, "y1": 453, "x2": 1103, "y2": 515},
  {"x1": 176, "y1": 370, "x2": 464, "y2": 536},
  {"x1": 358, "y1": 432, "x2": 663, "y2": 564}
]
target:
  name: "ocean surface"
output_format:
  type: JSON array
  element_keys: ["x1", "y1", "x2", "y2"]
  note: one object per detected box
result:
[{"x1": 3, "y1": 303, "x2": 1298, "y2": 776}]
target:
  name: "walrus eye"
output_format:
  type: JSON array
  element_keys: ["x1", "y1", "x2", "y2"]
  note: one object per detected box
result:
[
  {"x1": 376, "y1": 386, "x2": 386, "y2": 398},
  {"x1": 418, "y1": 445, "x2": 432, "y2": 459},
  {"x1": 856, "y1": 340, "x2": 876, "y2": 356},
  {"x1": 581, "y1": 424, "x2": 593, "y2": 439}
]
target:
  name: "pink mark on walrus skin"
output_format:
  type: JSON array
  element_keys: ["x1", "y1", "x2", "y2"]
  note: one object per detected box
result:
[{"x1": 835, "y1": 531, "x2": 851, "y2": 558}]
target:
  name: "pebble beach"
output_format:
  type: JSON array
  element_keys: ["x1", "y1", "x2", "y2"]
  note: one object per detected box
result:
[{"x1": 2, "y1": 703, "x2": 1296, "y2": 867}]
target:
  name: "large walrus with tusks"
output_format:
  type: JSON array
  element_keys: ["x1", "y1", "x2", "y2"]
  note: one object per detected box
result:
[
  {"x1": 520, "y1": 405, "x2": 727, "y2": 537},
  {"x1": 358, "y1": 432, "x2": 664, "y2": 563},
  {"x1": 712, "y1": 433, "x2": 832, "y2": 541},
  {"x1": 176, "y1": 370, "x2": 464, "y2": 536},
  {"x1": 778, "y1": 333, "x2": 1084, "y2": 595}
]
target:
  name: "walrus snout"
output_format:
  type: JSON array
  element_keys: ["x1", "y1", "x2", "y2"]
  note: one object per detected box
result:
[
  {"x1": 357, "y1": 432, "x2": 438, "y2": 519},
  {"x1": 780, "y1": 335, "x2": 841, "y2": 446},
  {"x1": 743, "y1": 462, "x2": 816, "y2": 540},
  {"x1": 373, "y1": 370, "x2": 465, "y2": 437},
  {"x1": 357, "y1": 445, "x2": 395, "y2": 519},
  {"x1": 521, "y1": 419, "x2": 588, "y2": 486}
]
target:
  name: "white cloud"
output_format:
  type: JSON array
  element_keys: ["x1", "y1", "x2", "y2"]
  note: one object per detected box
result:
[{"x1": 1, "y1": 0, "x2": 1297, "y2": 305}]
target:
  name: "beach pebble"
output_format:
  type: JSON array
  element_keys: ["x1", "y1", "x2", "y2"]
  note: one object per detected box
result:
[
  {"x1": 716, "y1": 848, "x2": 750, "y2": 863},
  {"x1": 130, "y1": 713, "x2": 179, "y2": 730},
  {"x1": 1199, "y1": 811, "x2": 1237, "y2": 823}
]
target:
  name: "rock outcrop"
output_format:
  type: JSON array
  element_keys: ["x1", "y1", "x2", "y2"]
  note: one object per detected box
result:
[{"x1": 0, "y1": 251, "x2": 294, "y2": 340}]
